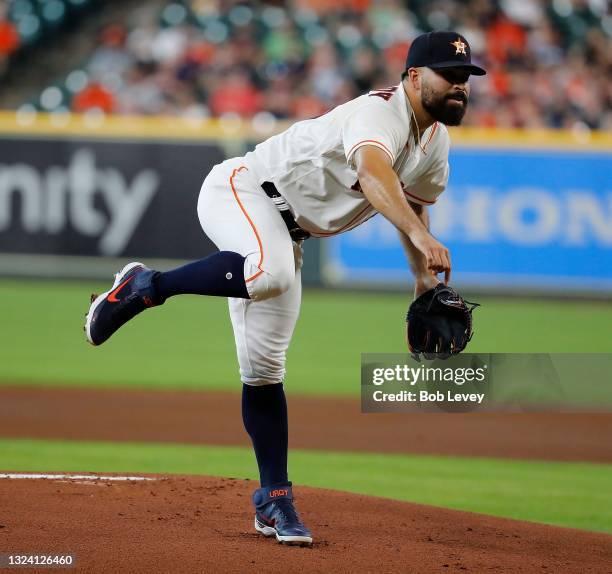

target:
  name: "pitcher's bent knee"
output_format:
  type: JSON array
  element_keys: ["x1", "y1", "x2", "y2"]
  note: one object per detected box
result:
[{"x1": 245, "y1": 258, "x2": 295, "y2": 301}]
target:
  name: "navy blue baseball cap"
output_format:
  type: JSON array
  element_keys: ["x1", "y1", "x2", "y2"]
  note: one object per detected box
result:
[{"x1": 406, "y1": 31, "x2": 486, "y2": 76}]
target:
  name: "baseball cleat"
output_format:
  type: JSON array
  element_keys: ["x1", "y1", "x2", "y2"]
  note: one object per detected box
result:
[
  {"x1": 253, "y1": 483, "x2": 313, "y2": 546},
  {"x1": 85, "y1": 262, "x2": 162, "y2": 346}
]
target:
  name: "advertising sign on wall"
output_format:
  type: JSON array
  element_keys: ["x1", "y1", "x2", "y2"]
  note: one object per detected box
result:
[
  {"x1": 325, "y1": 148, "x2": 612, "y2": 293},
  {"x1": 0, "y1": 137, "x2": 225, "y2": 260}
]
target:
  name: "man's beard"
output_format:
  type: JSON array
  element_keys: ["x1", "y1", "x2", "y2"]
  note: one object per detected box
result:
[{"x1": 421, "y1": 84, "x2": 468, "y2": 126}]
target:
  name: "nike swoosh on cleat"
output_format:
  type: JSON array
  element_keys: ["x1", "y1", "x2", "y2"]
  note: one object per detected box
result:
[{"x1": 107, "y1": 277, "x2": 133, "y2": 303}]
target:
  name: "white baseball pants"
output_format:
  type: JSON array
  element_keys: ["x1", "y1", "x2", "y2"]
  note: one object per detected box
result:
[{"x1": 197, "y1": 156, "x2": 303, "y2": 386}]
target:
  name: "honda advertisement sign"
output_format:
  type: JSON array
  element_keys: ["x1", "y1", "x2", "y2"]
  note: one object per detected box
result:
[{"x1": 325, "y1": 147, "x2": 612, "y2": 293}]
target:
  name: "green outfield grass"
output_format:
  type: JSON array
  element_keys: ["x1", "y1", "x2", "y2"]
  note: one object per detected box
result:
[
  {"x1": 2, "y1": 279, "x2": 611, "y2": 395},
  {"x1": 1, "y1": 438, "x2": 611, "y2": 533}
]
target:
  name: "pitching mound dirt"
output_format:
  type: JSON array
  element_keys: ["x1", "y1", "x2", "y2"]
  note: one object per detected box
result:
[{"x1": 0, "y1": 474, "x2": 610, "y2": 573}]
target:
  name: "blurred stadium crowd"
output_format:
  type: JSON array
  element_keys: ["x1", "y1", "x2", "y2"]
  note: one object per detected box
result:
[{"x1": 3, "y1": 0, "x2": 611, "y2": 129}]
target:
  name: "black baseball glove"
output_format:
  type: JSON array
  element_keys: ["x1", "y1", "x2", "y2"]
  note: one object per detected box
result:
[{"x1": 406, "y1": 284, "x2": 479, "y2": 360}]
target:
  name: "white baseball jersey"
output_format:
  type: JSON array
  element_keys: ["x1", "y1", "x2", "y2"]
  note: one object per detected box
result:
[
  {"x1": 246, "y1": 82, "x2": 450, "y2": 237},
  {"x1": 197, "y1": 83, "x2": 451, "y2": 387}
]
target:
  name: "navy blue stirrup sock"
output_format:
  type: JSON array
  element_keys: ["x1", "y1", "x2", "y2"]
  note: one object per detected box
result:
[
  {"x1": 154, "y1": 251, "x2": 250, "y2": 299},
  {"x1": 242, "y1": 383, "x2": 289, "y2": 487}
]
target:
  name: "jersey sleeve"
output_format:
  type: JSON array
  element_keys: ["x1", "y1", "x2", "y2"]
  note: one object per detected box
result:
[
  {"x1": 410, "y1": 160, "x2": 449, "y2": 204},
  {"x1": 404, "y1": 126, "x2": 450, "y2": 205},
  {"x1": 342, "y1": 102, "x2": 405, "y2": 169}
]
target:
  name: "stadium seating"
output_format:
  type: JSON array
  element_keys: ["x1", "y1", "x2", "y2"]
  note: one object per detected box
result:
[
  {"x1": 19, "y1": 0, "x2": 612, "y2": 130},
  {"x1": 3, "y1": 0, "x2": 95, "y2": 52}
]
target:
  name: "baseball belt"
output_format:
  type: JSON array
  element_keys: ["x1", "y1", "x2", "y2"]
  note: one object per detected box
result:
[{"x1": 261, "y1": 181, "x2": 311, "y2": 241}]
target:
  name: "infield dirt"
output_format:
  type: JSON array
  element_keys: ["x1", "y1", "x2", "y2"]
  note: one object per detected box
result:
[
  {"x1": 1, "y1": 474, "x2": 611, "y2": 573},
  {"x1": 0, "y1": 386, "x2": 610, "y2": 462}
]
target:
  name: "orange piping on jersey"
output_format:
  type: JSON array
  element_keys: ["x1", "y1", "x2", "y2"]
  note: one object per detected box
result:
[
  {"x1": 347, "y1": 139, "x2": 394, "y2": 164},
  {"x1": 229, "y1": 166, "x2": 264, "y2": 283},
  {"x1": 312, "y1": 204, "x2": 373, "y2": 237},
  {"x1": 422, "y1": 122, "x2": 438, "y2": 152},
  {"x1": 403, "y1": 189, "x2": 436, "y2": 205},
  {"x1": 406, "y1": 122, "x2": 439, "y2": 154}
]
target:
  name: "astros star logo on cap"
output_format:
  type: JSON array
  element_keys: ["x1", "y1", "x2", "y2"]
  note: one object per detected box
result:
[
  {"x1": 451, "y1": 38, "x2": 467, "y2": 55},
  {"x1": 405, "y1": 31, "x2": 486, "y2": 75}
]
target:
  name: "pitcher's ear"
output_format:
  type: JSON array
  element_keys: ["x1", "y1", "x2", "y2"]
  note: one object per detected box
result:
[{"x1": 407, "y1": 67, "x2": 421, "y2": 91}]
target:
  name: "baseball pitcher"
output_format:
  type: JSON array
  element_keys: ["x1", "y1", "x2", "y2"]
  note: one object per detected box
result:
[{"x1": 85, "y1": 31, "x2": 486, "y2": 546}]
